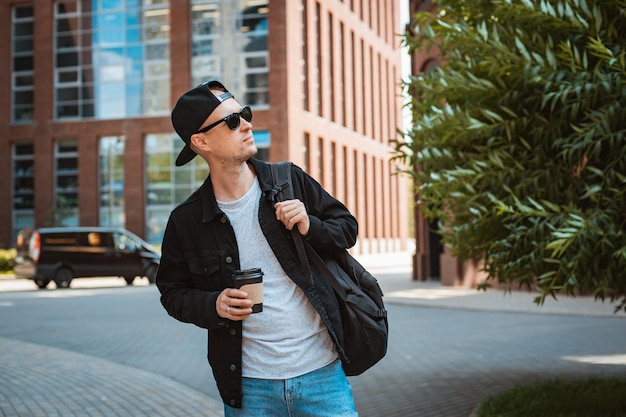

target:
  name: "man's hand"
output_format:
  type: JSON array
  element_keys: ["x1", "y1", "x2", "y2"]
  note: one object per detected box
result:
[
  {"x1": 217, "y1": 288, "x2": 253, "y2": 320},
  {"x1": 274, "y1": 199, "x2": 310, "y2": 235}
]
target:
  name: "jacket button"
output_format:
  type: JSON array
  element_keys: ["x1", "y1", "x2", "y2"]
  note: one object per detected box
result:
[
  {"x1": 230, "y1": 329, "x2": 236, "y2": 336},
  {"x1": 220, "y1": 217, "x2": 227, "y2": 224},
  {"x1": 225, "y1": 256, "x2": 232, "y2": 263},
  {"x1": 229, "y1": 399, "x2": 235, "y2": 406},
  {"x1": 230, "y1": 364, "x2": 236, "y2": 371}
]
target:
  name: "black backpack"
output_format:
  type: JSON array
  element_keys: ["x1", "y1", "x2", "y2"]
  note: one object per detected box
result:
[{"x1": 271, "y1": 162, "x2": 388, "y2": 376}]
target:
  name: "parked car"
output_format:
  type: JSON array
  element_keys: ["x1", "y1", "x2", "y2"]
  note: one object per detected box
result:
[{"x1": 13, "y1": 227, "x2": 160, "y2": 289}]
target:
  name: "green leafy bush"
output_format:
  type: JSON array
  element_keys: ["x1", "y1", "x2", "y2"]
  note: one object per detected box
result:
[
  {"x1": 0, "y1": 249, "x2": 16, "y2": 273},
  {"x1": 397, "y1": 0, "x2": 626, "y2": 312}
]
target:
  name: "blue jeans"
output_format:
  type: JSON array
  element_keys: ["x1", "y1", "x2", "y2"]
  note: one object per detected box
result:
[{"x1": 224, "y1": 359, "x2": 358, "y2": 417}]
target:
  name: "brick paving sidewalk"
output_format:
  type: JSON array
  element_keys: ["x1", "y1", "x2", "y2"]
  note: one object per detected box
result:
[{"x1": 0, "y1": 337, "x2": 224, "y2": 417}]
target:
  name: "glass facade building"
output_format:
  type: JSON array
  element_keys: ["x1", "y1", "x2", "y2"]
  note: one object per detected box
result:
[{"x1": 2, "y1": 0, "x2": 408, "y2": 255}]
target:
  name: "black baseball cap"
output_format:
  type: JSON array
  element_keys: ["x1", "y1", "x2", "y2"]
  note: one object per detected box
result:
[{"x1": 171, "y1": 80, "x2": 234, "y2": 166}]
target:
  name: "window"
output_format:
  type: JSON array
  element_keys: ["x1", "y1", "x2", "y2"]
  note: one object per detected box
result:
[
  {"x1": 190, "y1": 1, "x2": 268, "y2": 107},
  {"x1": 53, "y1": 141, "x2": 79, "y2": 226},
  {"x1": 12, "y1": 143, "x2": 35, "y2": 241},
  {"x1": 12, "y1": 5, "x2": 34, "y2": 122},
  {"x1": 145, "y1": 134, "x2": 209, "y2": 244},
  {"x1": 54, "y1": 2, "x2": 89, "y2": 118},
  {"x1": 54, "y1": 0, "x2": 171, "y2": 120},
  {"x1": 191, "y1": 1, "x2": 221, "y2": 86},
  {"x1": 253, "y1": 131, "x2": 270, "y2": 161},
  {"x1": 113, "y1": 232, "x2": 138, "y2": 252},
  {"x1": 241, "y1": 3, "x2": 269, "y2": 106},
  {"x1": 99, "y1": 136, "x2": 126, "y2": 227}
]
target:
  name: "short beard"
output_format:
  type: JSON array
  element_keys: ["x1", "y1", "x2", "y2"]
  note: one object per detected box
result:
[{"x1": 219, "y1": 145, "x2": 258, "y2": 170}]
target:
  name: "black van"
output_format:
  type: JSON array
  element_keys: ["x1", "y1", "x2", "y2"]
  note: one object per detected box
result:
[{"x1": 14, "y1": 227, "x2": 160, "y2": 289}]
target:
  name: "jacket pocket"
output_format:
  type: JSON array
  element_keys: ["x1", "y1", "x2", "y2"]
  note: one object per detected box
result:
[{"x1": 188, "y1": 252, "x2": 222, "y2": 290}]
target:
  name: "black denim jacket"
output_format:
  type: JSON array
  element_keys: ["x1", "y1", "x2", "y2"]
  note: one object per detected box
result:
[{"x1": 156, "y1": 158, "x2": 358, "y2": 408}]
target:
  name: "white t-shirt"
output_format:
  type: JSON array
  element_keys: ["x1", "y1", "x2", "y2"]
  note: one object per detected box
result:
[{"x1": 217, "y1": 180, "x2": 337, "y2": 379}]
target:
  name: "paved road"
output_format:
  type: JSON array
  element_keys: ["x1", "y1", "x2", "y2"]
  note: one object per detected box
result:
[{"x1": 1, "y1": 261, "x2": 625, "y2": 416}]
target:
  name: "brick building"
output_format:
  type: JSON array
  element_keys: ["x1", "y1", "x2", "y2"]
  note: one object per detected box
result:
[
  {"x1": 0, "y1": 0, "x2": 409, "y2": 254},
  {"x1": 408, "y1": 0, "x2": 487, "y2": 286}
]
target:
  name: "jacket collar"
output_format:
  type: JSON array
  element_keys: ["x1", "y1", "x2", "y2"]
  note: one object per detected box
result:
[{"x1": 200, "y1": 158, "x2": 276, "y2": 223}]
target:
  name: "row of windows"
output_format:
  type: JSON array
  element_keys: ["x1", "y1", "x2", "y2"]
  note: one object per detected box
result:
[
  {"x1": 11, "y1": 1, "x2": 269, "y2": 122},
  {"x1": 11, "y1": 129, "x2": 402, "y2": 245},
  {"x1": 339, "y1": 0, "x2": 396, "y2": 45},
  {"x1": 54, "y1": 1, "x2": 171, "y2": 119},
  {"x1": 12, "y1": 5, "x2": 34, "y2": 122},
  {"x1": 302, "y1": 1, "x2": 398, "y2": 144},
  {"x1": 11, "y1": 135, "x2": 270, "y2": 244},
  {"x1": 301, "y1": 132, "x2": 400, "y2": 241},
  {"x1": 190, "y1": 0, "x2": 269, "y2": 106}
]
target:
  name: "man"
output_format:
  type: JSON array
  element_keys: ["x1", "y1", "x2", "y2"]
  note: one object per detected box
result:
[{"x1": 156, "y1": 80, "x2": 359, "y2": 416}]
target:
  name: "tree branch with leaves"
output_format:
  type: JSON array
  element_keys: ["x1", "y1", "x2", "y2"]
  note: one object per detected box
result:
[{"x1": 395, "y1": 0, "x2": 626, "y2": 312}]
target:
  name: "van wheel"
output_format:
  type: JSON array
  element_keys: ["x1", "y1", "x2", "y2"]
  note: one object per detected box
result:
[
  {"x1": 34, "y1": 279, "x2": 51, "y2": 289},
  {"x1": 145, "y1": 264, "x2": 158, "y2": 284},
  {"x1": 54, "y1": 268, "x2": 73, "y2": 289},
  {"x1": 124, "y1": 276, "x2": 135, "y2": 285}
]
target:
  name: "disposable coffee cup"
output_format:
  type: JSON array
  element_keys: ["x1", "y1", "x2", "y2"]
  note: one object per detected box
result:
[{"x1": 233, "y1": 268, "x2": 263, "y2": 313}]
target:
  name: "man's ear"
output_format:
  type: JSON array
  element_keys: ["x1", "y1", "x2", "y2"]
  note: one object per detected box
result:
[{"x1": 190, "y1": 133, "x2": 210, "y2": 152}]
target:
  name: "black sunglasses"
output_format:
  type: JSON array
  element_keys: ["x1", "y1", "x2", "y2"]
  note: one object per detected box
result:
[{"x1": 194, "y1": 106, "x2": 253, "y2": 134}]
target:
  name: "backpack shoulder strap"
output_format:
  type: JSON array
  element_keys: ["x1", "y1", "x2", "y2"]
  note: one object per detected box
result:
[
  {"x1": 270, "y1": 161, "x2": 294, "y2": 201},
  {"x1": 270, "y1": 162, "x2": 317, "y2": 283}
]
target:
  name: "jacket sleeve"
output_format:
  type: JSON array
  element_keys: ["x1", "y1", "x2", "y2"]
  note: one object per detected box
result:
[
  {"x1": 156, "y1": 215, "x2": 226, "y2": 330},
  {"x1": 290, "y1": 164, "x2": 358, "y2": 253}
]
